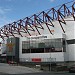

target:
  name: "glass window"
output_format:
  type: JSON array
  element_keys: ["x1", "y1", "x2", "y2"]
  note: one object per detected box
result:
[
  {"x1": 22, "y1": 38, "x2": 66, "y2": 53},
  {"x1": 31, "y1": 48, "x2": 44, "y2": 53},
  {"x1": 22, "y1": 49, "x2": 30, "y2": 53}
]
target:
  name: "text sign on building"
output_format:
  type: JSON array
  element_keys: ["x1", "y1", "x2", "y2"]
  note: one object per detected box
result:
[
  {"x1": 31, "y1": 36, "x2": 47, "y2": 40},
  {"x1": 6, "y1": 43, "x2": 14, "y2": 52},
  {"x1": 32, "y1": 58, "x2": 41, "y2": 62}
]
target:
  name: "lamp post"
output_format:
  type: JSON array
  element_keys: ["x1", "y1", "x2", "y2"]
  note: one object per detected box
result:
[
  {"x1": 49, "y1": 48, "x2": 51, "y2": 72},
  {"x1": 49, "y1": 46, "x2": 56, "y2": 72},
  {"x1": 49, "y1": 47, "x2": 54, "y2": 72}
]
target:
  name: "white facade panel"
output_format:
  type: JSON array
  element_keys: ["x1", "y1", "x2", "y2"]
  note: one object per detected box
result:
[
  {"x1": 19, "y1": 52, "x2": 64, "y2": 62},
  {"x1": 66, "y1": 30, "x2": 74, "y2": 40},
  {"x1": 65, "y1": 17, "x2": 75, "y2": 40},
  {"x1": 67, "y1": 44, "x2": 75, "y2": 61}
]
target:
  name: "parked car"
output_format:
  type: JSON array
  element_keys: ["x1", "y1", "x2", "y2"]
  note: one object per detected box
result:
[
  {"x1": 8, "y1": 61, "x2": 18, "y2": 65},
  {"x1": 69, "y1": 65, "x2": 75, "y2": 73}
]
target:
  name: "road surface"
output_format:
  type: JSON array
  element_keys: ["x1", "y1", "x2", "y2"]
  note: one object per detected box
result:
[
  {"x1": 0, "y1": 63, "x2": 41, "y2": 74},
  {"x1": 0, "y1": 63, "x2": 75, "y2": 75}
]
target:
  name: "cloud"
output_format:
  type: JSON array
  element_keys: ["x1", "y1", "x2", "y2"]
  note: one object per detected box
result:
[
  {"x1": 0, "y1": 17, "x2": 13, "y2": 27},
  {"x1": 50, "y1": 0, "x2": 55, "y2": 2},
  {"x1": 0, "y1": 9, "x2": 5, "y2": 14},
  {"x1": 27, "y1": 0, "x2": 31, "y2": 2},
  {"x1": 1, "y1": 17, "x2": 12, "y2": 24},
  {"x1": 5, "y1": 0, "x2": 14, "y2": 1},
  {"x1": 0, "y1": 7, "x2": 11, "y2": 15},
  {"x1": 0, "y1": 7, "x2": 12, "y2": 27}
]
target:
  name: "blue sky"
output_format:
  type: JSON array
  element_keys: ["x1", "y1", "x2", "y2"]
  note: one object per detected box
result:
[{"x1": 0, "y1": 0, "x2": 74, "y2": 27}]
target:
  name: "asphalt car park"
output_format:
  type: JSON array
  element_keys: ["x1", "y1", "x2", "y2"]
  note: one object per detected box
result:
[{"x1": 69, "y1": 65, "x2": 75, "y2": 73}]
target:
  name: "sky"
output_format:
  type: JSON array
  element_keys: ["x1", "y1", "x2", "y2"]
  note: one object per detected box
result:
[{"x1": 0, "y1": 0, "x2": 74, "y2": 27}]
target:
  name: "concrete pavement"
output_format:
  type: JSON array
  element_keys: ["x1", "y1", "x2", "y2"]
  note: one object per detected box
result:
[{"x1": 0, "y1": 63, "x2": 42, "y2": 74}]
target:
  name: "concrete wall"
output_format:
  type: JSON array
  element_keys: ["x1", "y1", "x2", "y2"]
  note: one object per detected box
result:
[
  {"x1": 65, "y1": 16, "x2": 75, "y2": 40},
  {"x1": 19, "y1": 52, "x2": 64, "y2": 62},
  {"x1": 65, "y1": 16, "x2": 75, "y2": 61}
]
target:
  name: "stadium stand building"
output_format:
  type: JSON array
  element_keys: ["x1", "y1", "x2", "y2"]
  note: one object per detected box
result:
[{"x1": 0, "y1": 1, "x2": 75, "y2": 67}]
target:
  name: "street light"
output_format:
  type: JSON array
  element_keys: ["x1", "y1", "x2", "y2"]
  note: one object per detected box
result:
[
  {"x1": 49, "y1": 46, "x2": 55, "y2": 71},
  {"x1": 49, "y1": 48, "x2": 51, "y2": 72}
]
